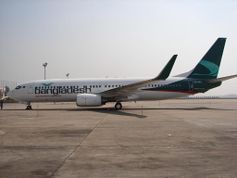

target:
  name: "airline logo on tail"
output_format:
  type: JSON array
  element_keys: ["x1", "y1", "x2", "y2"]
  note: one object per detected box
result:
[{"x1": 192, "y1": 60, "x2": 219, "y2": 77}]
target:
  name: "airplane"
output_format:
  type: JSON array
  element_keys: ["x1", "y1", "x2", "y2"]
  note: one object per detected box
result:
[{"x1": 1, "y1": 38, "x2": 237, "y2": 110}]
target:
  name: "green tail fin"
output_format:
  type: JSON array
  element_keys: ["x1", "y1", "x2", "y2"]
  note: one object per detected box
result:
[{"x1": 188, "y1": 38, "x2": 226, "y2": 79}]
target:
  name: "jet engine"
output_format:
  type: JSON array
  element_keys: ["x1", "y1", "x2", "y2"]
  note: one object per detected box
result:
[{"x1": 76, "y1": 93, "x2": 102, "y2": 106}]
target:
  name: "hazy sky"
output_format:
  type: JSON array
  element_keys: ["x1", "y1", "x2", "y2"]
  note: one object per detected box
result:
[{"x1": 1, "y1": 0, "x2": 237, "y2": 95}]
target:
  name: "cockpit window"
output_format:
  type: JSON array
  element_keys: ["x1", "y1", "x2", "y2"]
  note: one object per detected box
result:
[{"x1": 15, "y1": 85, "x2": 22, "y2": 89}]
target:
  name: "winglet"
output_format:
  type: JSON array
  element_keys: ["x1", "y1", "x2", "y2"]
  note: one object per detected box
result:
[{"x1": 154, "y1": 54, "x2": 177, "y2": 80}]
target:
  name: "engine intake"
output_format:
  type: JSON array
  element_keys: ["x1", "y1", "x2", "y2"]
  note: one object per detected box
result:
[{"x1": 76, "y1": 93, "x2": 102, "y2": 106}]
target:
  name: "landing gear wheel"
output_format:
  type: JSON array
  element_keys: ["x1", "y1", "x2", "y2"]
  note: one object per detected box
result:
[
  {"x1": 115, "y1": 102, "x2": 122, "y2": 110},
  {"x1": 26, "y1": 105, "x2": 32, "y2": 110}
]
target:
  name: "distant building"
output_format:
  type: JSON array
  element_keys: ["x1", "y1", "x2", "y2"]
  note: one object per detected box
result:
[
  {"x1": 0, "y1": 87, "x2": 3, "y2": 98},
  {"x1": 0, "y1": 80, "x2": 17, "y2": 90},
  {"x1": 0, "y1": 80, "x2": 18, "y2": 98}
]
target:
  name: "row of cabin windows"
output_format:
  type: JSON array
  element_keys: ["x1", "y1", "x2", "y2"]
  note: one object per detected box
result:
[
  {"x1": 35, "y1": 85, "x2": 123, "y2": 89},
  {"x1": 16, "y1": 84, "x2": 182, "y2": 90},
  {"x1": 147, "y1": 84, "x2": 182, "y2": 87},
  {"x1": 36, "y1": 84, "x2": 164, "y2": 89}
]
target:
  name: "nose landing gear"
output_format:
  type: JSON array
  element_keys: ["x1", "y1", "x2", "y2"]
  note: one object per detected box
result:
[
  {"x1": 26, "y1": 102, "x2": 32, "y2": 110},
  {"x1": 26, "y1": 105, "x2": 32, "y2": 110}
]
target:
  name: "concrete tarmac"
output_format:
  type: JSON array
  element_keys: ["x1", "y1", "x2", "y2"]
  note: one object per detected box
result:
[{"x1": 0, "y1": 99, "x2": 237, "y2": 178}]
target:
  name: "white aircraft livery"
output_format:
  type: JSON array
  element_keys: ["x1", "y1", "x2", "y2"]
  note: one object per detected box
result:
[{"x1": 2, "y1": 38, "x2": 237, "y2": 110}]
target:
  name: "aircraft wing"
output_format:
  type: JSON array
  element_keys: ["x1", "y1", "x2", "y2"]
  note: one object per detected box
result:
[{"x1": 100, "y1": 55, "x2": 177, "y2": 98}]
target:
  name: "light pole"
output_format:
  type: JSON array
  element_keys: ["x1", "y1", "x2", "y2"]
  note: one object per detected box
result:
[
  {"x1": 42, "y1": 62, "x2": 48, "y2": 80},
  {"x1": 66, "y1": 73, "x2": 70, "y2": 79}
]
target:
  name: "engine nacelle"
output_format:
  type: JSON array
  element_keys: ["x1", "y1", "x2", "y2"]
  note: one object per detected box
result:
[{"x1": 76, "y1": 93, "x2": 102, "y2": 106}]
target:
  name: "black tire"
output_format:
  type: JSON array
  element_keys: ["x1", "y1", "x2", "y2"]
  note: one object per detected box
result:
[
  {"x1": 115, "y1": 102, "x2": 122, "y2": 110},
  {"x1": 26, "y1": 105, "x2": 32, "y2": 110}
]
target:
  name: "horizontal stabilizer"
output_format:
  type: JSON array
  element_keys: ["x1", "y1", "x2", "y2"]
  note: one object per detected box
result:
[
  {"x1": 154, "y1": 54, "x2": 177, "y2": 80},
  {"x1": 208, "y1": 74, "x2": 237, "y2": 83}
]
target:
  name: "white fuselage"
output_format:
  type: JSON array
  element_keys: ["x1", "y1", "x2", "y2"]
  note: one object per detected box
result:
[{"x1": 8, "y1": 77, "x2": 190, "y2": 105}]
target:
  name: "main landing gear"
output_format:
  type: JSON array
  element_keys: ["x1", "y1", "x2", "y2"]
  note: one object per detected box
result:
[{"x1": 114, "y1": 102, "x2": 122, "y2": 110}]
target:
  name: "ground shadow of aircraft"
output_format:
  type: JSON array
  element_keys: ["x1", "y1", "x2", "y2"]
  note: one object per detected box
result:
[
  {"x1": 68, "y1": 107, "x2": 147, "y2": 118},
  {"x1": 66, "y1": 106, "x2": 233, "y2": 118},
  {"x1": 2, "y1": 106, "x2": 234, "y2": 119}
]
